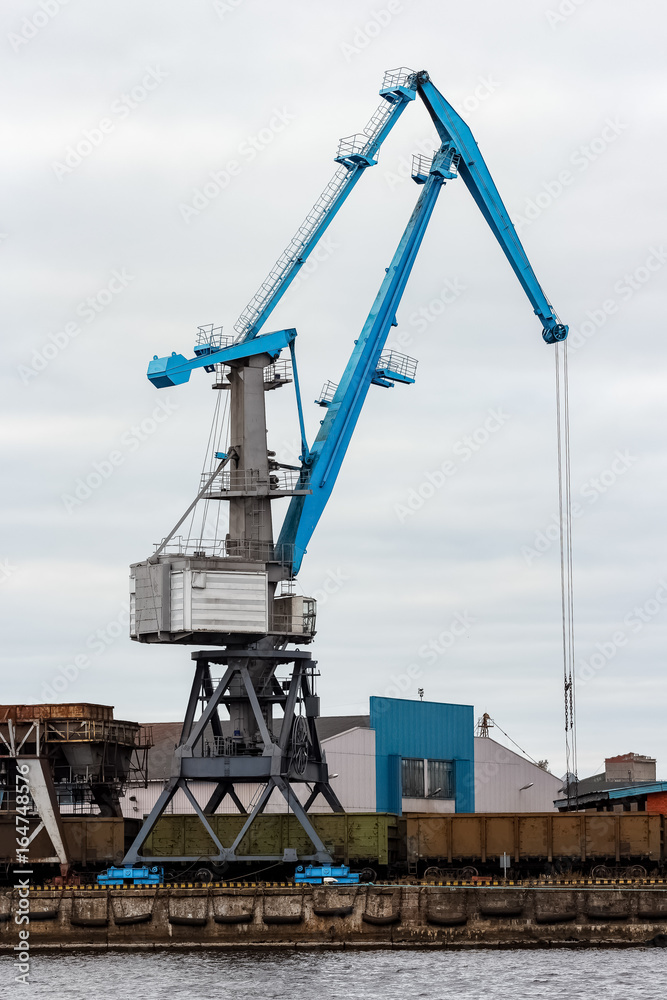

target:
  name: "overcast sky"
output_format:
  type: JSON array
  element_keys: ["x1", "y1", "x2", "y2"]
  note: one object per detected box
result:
[{"x1": 2, "y1": 0, "x2": 666, "y2": 781}]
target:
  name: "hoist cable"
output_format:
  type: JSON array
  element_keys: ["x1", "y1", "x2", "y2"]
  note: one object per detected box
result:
[
  {"x1": 563, "y1": 345, "x2": 578, "y2": 793},
  {"x1": 555, "y1": 342, "x2": 578, "y2": 807}
]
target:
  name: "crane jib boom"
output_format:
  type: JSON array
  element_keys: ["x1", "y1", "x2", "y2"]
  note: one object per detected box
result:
[
  {"x1": 145, "y1": 67, "x2": 568, "y2": 579},
  {"x1": 277, "y1": 75, "x2": 568, "y2": 572},
  {"x1": 278, "y1": 147, "x2": 452, "y2": 572},
  {"x1": 416, "y1": 77, "x2": 567, "y2": 345}
]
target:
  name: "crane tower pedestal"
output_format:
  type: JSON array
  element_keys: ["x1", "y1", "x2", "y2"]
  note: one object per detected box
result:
[{"x1": 125, "y1": 334, "x2": 342, "y2": 867}]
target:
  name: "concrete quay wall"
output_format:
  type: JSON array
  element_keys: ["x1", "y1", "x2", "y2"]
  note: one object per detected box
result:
[{"x1": 2, "y1": 886, "x2": 667, "y2": 949}]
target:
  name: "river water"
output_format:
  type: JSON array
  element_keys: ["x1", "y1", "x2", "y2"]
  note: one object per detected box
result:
[{"x1": 4, "y1": 949, "x2": 666, "y2": 998}]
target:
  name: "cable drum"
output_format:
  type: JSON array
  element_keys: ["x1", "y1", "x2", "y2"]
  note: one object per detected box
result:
[{"x1": 290, "y1": 715, "x2": 310, "y2": 775}]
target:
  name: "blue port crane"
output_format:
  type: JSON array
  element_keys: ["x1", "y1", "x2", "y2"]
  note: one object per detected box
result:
[{"x1": 126, "y1": 68, "x2": 569, "y2": 870}]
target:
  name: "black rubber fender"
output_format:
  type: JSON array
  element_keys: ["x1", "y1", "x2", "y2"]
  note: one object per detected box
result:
[
  {"x1": 213, "y1": 913, "x2": 253, "y2": 924},
  {"x1": 362, "y1": 912, "x2": 401, "y2": 926},
  {"x1": 312, "y1": 905, "x2": 354, "y2": 918},
  {"x1": 114, "y1": 913, "x2": 153, "y2": 925}
]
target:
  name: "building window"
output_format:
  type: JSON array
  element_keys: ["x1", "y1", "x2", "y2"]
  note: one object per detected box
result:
[
  {"x1": 428, "y1": 759, "x2": 455, "y2": 799},
  {"x1": 402, "y1": 757, "x2": 425, "y2": 798}
]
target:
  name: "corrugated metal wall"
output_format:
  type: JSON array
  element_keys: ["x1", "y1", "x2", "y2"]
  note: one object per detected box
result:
[
  {"x1": 474, "y1": 737, "x2": 562, "y2": 812},
  {"x1": 120, "y1": 727, "x2": 376, "y2": 818},
  {"x1": 370, "y1": 697, "x2": 474, "y2": 814}
]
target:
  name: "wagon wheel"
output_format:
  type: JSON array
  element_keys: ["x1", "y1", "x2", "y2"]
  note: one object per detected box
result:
[
  {"x1": 627, "y1": 865, "x2": 647, "y2": 878},
  {"x1": 195, "y1": 868, "x2": 213, "y2": 883},
  {"x1": 424, "y1": 866, "x2": 442, "y2": 880},
  {"x1": 592, "y1": 864, "x2": 610, "y2": 879},
  {"x1": 459, "y1": 866, "x2": 478, "y2": 879},
  {"x1": 359, "y1": 867, "x2": 376, "y2": 883}
]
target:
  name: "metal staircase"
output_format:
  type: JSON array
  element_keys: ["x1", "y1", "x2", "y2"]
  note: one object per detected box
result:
[
  {"x1": 233, "y1": 68, "x2": 419, "y2": 343},
  {"x1": 233, "y1": 163, "x2": 355, "y2": 342}
]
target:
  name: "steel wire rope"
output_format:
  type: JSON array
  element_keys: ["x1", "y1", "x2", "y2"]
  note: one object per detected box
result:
[
  {"x1": 485, "y1": 720, "x2": 543, "y2": 768},
  {"x1": 555, "y1": 342, "x2": 578, "y2": 807},
  {"x1": 196, "y1": 390, "x2": 230, "y2": 552},
  {"x1": 183, "y1": 390, "x2": 230, "y2": 554}
]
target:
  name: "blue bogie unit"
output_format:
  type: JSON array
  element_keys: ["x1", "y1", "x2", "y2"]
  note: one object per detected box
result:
[
  {"x1": 294, "y1": 864, "x2": 361, "y2": 885},
  {"x1": 97, "y1": 865, "x2": 164, "y2": 886}
]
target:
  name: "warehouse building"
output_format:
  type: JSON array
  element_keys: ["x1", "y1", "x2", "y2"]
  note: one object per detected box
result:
[
  {"x1": 120, "y1": 696, "x2": 562, "y2": 818},
  {"x1": 555, "y1": 753, "x2": 667, "y2": 812}
]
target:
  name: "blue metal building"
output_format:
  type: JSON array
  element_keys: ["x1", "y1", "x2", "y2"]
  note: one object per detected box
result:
[{"x1": 370, "y1": 696, "x2": 474, "y2": 814}]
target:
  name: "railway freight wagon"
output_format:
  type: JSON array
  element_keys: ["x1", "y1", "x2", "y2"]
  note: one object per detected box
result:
[
  {"x1": 141, "y1": 812, "x2": 400, "y2": 871},
  {"x1": 0, "y1": 815, "x2": 137, "y2": 872},
  {"x1": 405, "y1": 812, "x2": 665, "y2": 877}
]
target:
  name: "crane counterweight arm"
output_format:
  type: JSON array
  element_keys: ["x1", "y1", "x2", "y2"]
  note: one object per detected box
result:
[{"x1": 417, "y1": 76, "x2": 568, "y2": 345}]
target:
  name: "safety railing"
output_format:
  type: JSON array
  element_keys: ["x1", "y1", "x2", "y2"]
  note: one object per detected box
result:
[
  {"x1": 200, "y1": 468, "x2": 309, "y2": 495},
  {"x1": 44, "y1": 720, "x2": 144, "y2": 747},
  {"x1": 196, "y1": 324, "x2": 234, "y2": 351},
  {"x1": 271, "y1": 611, "x2": 317, "y2": 637},
  {"x1": 154, "y1": 536, "x2": 295, "y2": 564},
  {"x1": 315, "y1": 380, "x2": 338, "y2": 406},
  {"x1": 264, "y1": 359, "x2": 292, "y2": 388},
  {"x1": 377, "y1": 350, "x2": 418, "y2": 381},
  {"x1": 382, "y1": 66, "x2": 418, "y2": 91}
]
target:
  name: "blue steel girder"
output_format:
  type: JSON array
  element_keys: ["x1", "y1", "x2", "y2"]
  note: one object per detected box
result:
[
  {"x1": 416, "y1": 77, "x2": 568, "y2": 345},
  {"x1": 277, "y1": 148, "x2": 451, "y2": 573},
  {"x1": 234, "y1": 79, "x2": 417, "y2": 344},
  {"x1": 147, "y1": 328, "x2": 297, "y2": 388}
]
